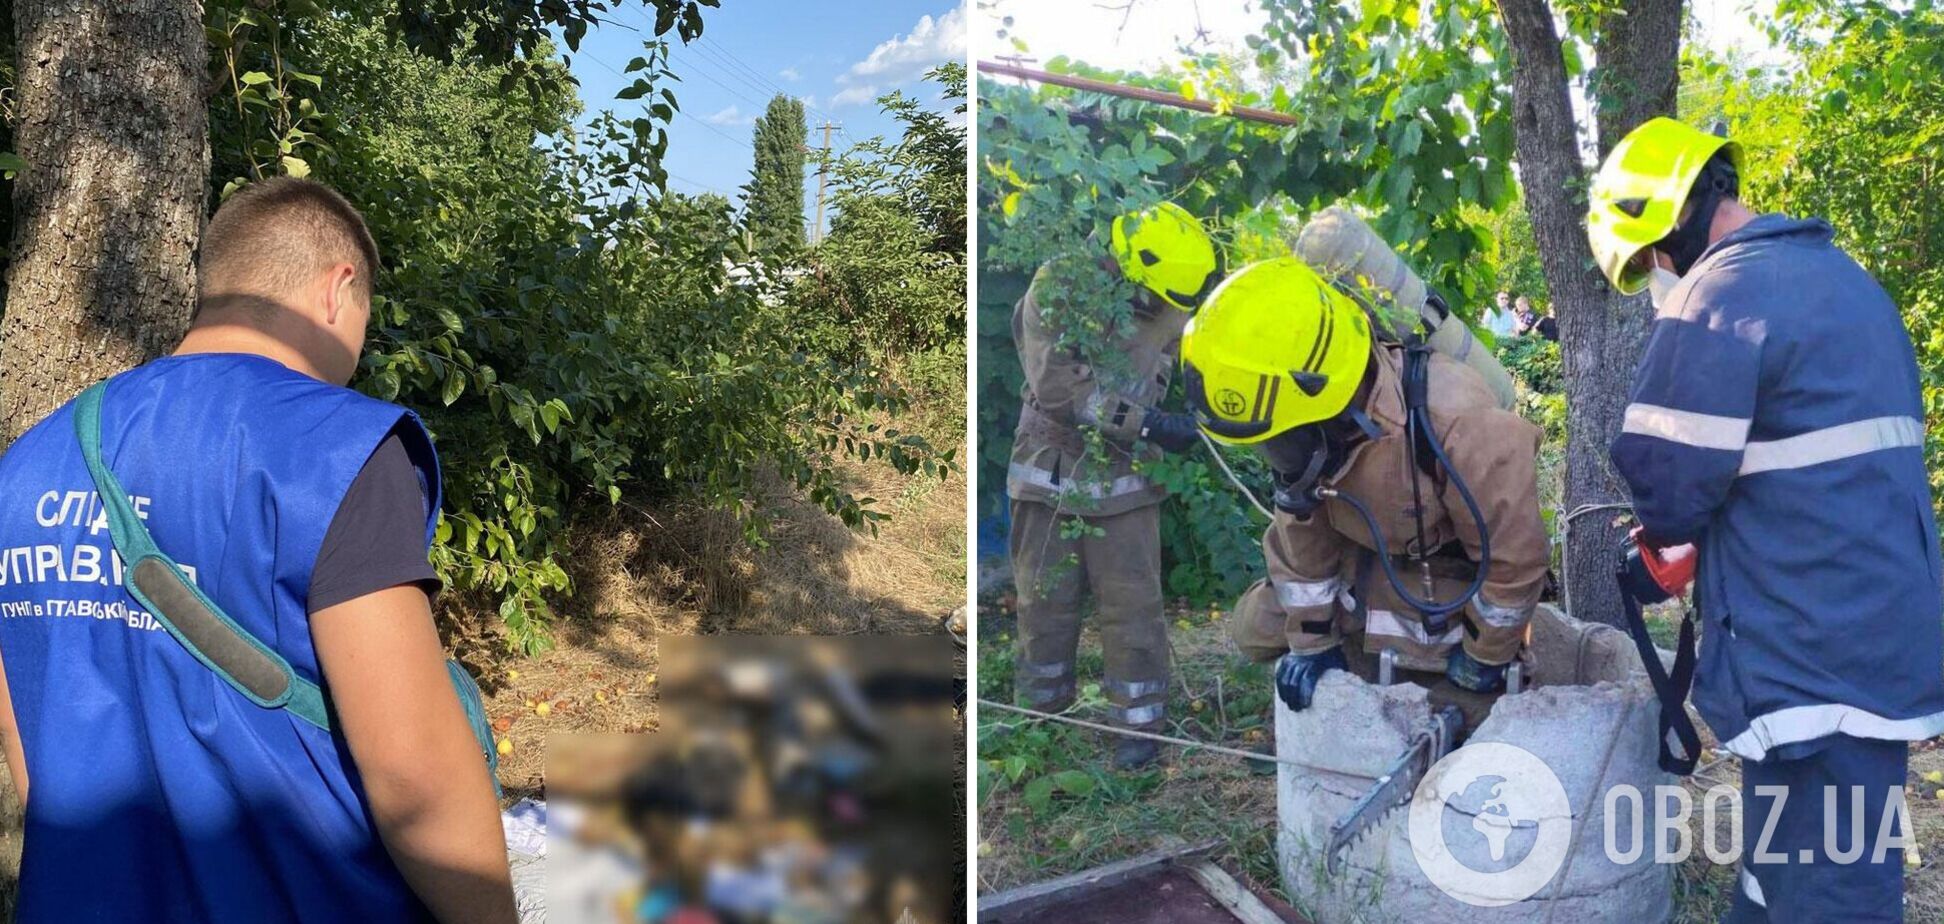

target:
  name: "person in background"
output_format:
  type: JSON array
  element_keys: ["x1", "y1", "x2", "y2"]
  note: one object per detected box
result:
[
  {"x1": 1513, "y1": 294, "x2": 1540, "y2": 336},
  {"x1": 0, "y1": 177, "x2": 514, "y2": 923},
  {"x1": 1534, "y1": 303, "x2": 1558, "y2": 342},
  {"x1": 1482, "y1": 290, "x2": 1518, "y2": 340}
]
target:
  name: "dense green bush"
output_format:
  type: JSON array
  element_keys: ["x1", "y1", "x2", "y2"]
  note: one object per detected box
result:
[
  {"x1": 1496, "y1": 335, "x2": 1561, "y2": 394},
  {"x1": 797, "y1": 64, "x2": 968, "y2": 362},
  {"x1": 195, "y1": 8, "x2": 952, "y2": 652}
]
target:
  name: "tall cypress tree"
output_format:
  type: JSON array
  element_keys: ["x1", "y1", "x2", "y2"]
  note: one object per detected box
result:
[{"x1": 746, "y1": 94, "x2": 807, "y2": 256}]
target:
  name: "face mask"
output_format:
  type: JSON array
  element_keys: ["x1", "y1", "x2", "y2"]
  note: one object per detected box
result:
[{"x1": 1647, "y1": 266, "x2": 1682, "y2": 311}]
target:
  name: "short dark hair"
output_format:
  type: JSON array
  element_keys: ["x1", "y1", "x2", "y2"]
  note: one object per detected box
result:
[{"x1": 197, "y1": 177, "x2": 380, "y2": 311}]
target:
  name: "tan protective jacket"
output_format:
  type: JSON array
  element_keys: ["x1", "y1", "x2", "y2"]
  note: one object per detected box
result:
[
  {"x1": 1254, "y1": 344, "x2": 1548, "y2": 667},
  {"x1": 1006, "y1": 267, "x2": 1188, "y2": 518}
]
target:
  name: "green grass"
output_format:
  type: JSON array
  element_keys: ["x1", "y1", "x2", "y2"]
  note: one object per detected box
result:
[{"x1": 975, "y1": 606, "x2": 1289, "y2": 899}]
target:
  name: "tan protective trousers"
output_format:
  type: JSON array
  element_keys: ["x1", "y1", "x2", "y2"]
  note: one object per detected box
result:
[{"x1": 1009, "y1": 498, "x2": 1170, "y2": 730}]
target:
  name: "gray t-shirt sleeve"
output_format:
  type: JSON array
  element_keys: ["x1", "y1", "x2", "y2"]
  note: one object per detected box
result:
[{"x1": 307, "y1": 428, "x2": 442, "y2": 614}]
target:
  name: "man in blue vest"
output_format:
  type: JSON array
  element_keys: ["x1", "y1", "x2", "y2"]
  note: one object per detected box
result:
[
  {"x1": 1592, "y1": 118, "x2": 1944, "y2": 922},
  {"x1": 0, "y1": 178, "x2": 514, "y2": 922}
]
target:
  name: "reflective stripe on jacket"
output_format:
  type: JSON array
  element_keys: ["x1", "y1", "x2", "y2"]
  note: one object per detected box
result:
[
  {"x1": 1610, "y1": 214, "x2": 1944, "y2": 762},
  {"x1": 1006, "y1": 265, "x2": 1185, "y2": 517}
]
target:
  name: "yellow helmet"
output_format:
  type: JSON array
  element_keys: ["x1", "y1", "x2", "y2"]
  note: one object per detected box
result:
[
  {"x1": 1180, "y1": 257, "x2": 1373, "y2": 445},
  {"x1": 1587, "y1": 117, "x2": 1744, "y2": 294},
  {"x1": 1110, "y1": 202, "x2": 1220, "y2": 311}
]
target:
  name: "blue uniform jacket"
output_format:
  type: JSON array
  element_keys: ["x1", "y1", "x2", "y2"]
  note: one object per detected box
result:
[
  {"x1": 1611, "y1": 214, "x2": 1944, "y2": 762},
  {"x1": 0, "y1": 354, "x2": 441, "y2": 922}
]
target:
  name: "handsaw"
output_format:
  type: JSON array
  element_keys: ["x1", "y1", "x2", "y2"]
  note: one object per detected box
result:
[{"x1": 1325, "y1": 705, "x2": 1464, "y2": 873}]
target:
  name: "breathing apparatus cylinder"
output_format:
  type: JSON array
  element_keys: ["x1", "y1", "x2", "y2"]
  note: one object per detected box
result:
[{"x1": 1292, "y1": 206, "x2": 1518, "y2": 411}]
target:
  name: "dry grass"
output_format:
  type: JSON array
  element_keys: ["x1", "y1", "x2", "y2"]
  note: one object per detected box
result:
[{"x1": 474, "y1": 451, "x2": 968, "y2": 795}]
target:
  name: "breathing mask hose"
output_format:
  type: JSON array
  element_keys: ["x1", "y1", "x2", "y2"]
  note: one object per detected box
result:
[{"x1": 1315, "y1": 407, "x2": 1491, "y2": 619}]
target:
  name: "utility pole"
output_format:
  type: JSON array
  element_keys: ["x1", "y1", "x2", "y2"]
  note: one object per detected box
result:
[{"x1": 812, "y1": 120, "x2": 835, "y2": 244}]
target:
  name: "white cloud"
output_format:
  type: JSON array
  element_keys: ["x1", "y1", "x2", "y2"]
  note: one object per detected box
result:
[
  {"x1": 779, "y1": 66, "x2": 802, "y2": 82},
  {"x1": 704, "y1": 105, "x2": 749, "y2": 126},
  {"x1": 832, "y1": 1, "x2": 966, "y2": 107}
]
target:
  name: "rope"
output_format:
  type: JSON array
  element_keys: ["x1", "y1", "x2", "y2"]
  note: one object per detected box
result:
[
  {"x1": 978, "y1": 698, "x2": 1308, "y2": 766},
  {"x1": 1557, "y1": 502, "x2": 1634, "y2": 617},
  {"x1": 1199, "y1": 431, "x2": 1274, "y2": 519}
]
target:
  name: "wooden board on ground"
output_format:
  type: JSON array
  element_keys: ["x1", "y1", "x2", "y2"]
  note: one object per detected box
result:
[{"x1": 977, "y1": 840, "x2": 1306, "y2": 923}]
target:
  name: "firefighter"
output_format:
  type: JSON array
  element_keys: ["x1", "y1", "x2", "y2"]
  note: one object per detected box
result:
[
  {"x1": 1181, "y1": 257, "x2": 1549, "y2": 710},
  {"x1": 1007, "y1": 201, "x2": 1218, "y2": 769},
  {"x1": 1593, "y1": 117, "x2": 1944, "y2": 923}
]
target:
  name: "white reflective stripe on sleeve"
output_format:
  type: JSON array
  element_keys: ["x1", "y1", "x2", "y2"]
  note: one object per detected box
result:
[
  {"x1": 1720, "y1": 703, "x2": 1944, "y2": 762},
  {"x1": 1364, "y1": 609, "x2": 1465, "y2": 647},
  {"x1": 1007, "y1": 463, "x2": 1152, "y2": 500},
  {"x1": 1741, "y1": 867, "x2": 1765, "y2": 908},
  {"x1": 1274, "y1": 576, "x2": 1344, "y2": 610},
  {"x1": 1621, "y1": 403, "x2": 1751, "y2": 451},
  {"x1": 1470, "y1": 595, "x2": 1532, "y2": 629},
  {"x1": 1739, "y1": 415, "x2": 1924, "y2": 475}
]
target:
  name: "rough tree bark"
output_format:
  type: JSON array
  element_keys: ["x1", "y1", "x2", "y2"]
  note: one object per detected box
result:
[
  {"x1": 3, "y1": 1, "x2": 208, "y2": 448},
  {"x1": 1496, "y1": 0, "x2": 1681, "y2": 628}
]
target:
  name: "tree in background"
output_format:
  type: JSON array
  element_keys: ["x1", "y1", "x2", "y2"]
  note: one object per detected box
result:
[
  {"x1": 1496, "y1": 0, "x2": 1681, "y2": 627},
  {"x1": 0, "y1": 0, "x2": 714, "y2": 449},
  {"x1": 747, "y1": 93, "x2": 807, "y2": 255},
  {"x1": 808, "y1": 64, "x2": 967, "y2": 358},
  {"x1": 2, "y1": 1, "x2": 206, "y2": 443}
]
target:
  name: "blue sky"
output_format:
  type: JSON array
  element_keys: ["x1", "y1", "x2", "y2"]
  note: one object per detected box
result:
[{"x1": 567, "y1": 1, "x2": 965, "y2": 229}]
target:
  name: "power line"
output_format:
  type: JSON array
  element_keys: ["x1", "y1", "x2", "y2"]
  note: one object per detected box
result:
[
  {"x1": 675, "y1": 108, "x2": 754, "y2": 150},
  {"x1": 673, "y1": 53, "x2": 773, "y2": 112},
  {"x1": 575, "y1": 47, "x2": 754, "y2": 150},
  {"x1": 696, "y1": 36, "x2": 848, "y2": 129},
  {"x1": 665, "y1": 170, "x2": 737, "y2": 197},
  {"x1": 696, "y1": 37, "x2": 796, "y2": 99}
]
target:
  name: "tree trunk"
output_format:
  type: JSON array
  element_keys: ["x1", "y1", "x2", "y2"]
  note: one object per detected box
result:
[
  {"x1": 1497, "y1": 0, "x2": 1680, "y2": 627},
  {"x1": 3, "y1": 1, "x2": 207, "y2": 447}
]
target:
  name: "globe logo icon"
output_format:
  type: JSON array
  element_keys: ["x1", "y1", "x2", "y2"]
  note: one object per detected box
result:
[
  {"x1": 1466, "y1": 775, "x2": 1539, "y2": 864},
  {"x1": 1407, "y1": 742, "x2": 1573, "y2": 907}
]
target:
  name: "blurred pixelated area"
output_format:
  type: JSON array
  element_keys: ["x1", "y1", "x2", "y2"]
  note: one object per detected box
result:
[{"x1": 536, "y1": 635, "x2": 960, "y2": 924}]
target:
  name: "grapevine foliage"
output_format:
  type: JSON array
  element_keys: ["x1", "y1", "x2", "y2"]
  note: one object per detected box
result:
[{"x1": 978, "y1": 0, "x2": 1518, "y2": 603}]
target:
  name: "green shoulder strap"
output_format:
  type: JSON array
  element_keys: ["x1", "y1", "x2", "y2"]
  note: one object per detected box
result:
[{"x1": 73, "y1": 382, "x2": 333, "y2": 731}]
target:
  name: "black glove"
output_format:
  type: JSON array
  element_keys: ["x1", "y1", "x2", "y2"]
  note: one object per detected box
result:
[
  {"x1": 1140, "y1": 411, "x2": 1200, "y2": 453},
  {"x1": 1274, "y1": 647, "x2": 1347, "y2": 712}
]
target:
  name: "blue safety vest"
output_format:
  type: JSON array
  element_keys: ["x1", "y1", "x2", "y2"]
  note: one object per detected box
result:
[
  {"x1": 1611, "y1": 214, "x2": 1944, "y2": 764},
  {"x1": 0, "y1": 353, "x2": 441, "y2": 922}
]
